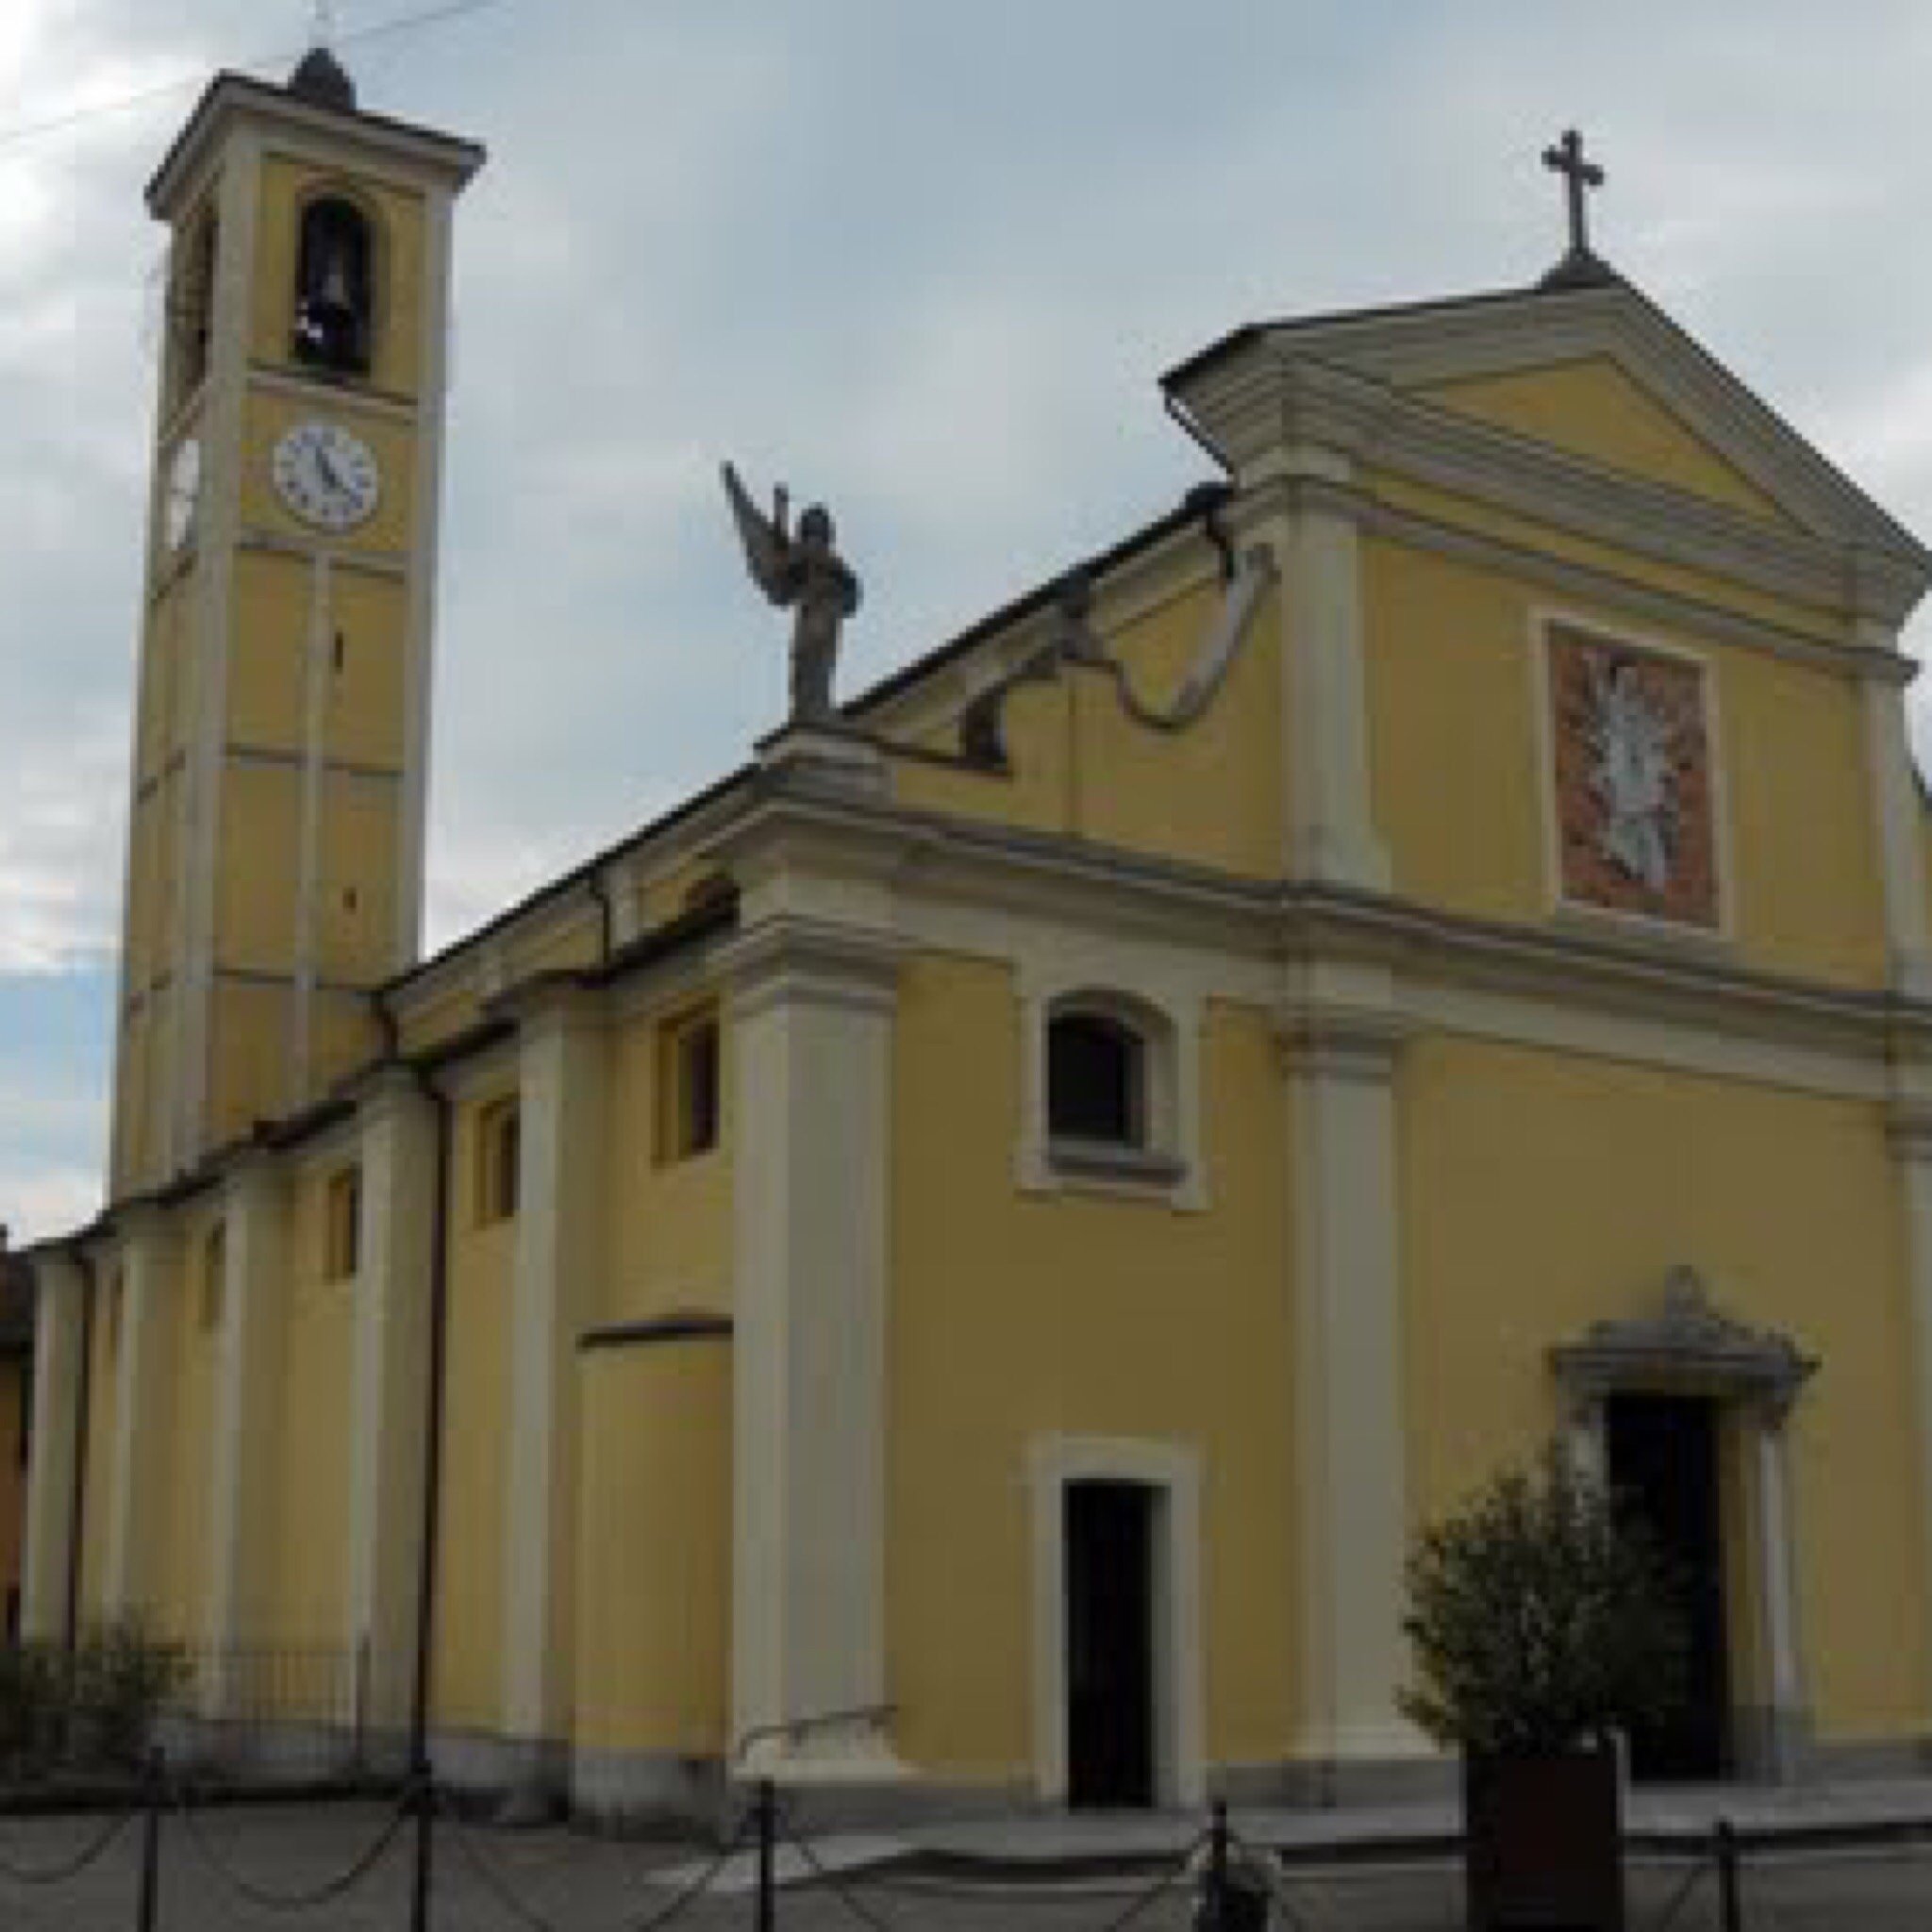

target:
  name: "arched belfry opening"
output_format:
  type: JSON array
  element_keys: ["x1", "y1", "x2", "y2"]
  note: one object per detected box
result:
[
  {"x1": 167, "y1": 208, "x2": 219, "y2": 406},
  {"x1": 292, "y1": 195, "x2": 375, "y2": 376}
]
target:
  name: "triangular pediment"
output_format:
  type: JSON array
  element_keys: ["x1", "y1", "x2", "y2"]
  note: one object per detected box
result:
[
  {"x1": 1164, "y1": 276, "x2": 1929, "y2": 617},
  {"x1": 1418, "y1": 355, "x2": 1792, "y2": 525}
]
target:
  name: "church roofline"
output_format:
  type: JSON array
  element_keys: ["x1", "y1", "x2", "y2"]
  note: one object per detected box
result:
[
  {"x1": 146, "y1": 69, "x2": 486, "y2": 216},
  {"x1": 1164, "y1": 270, "x2": 1930, "y2": 577}
]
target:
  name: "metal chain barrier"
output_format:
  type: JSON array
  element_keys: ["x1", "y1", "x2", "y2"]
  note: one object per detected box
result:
[
  {"x1": 0, "y1": 1804, "x2": 134, "y2": 1887},
  {"x1": 174, "y1": 1776, "x2": 414, "y2": 1913},
  {"x1": 437, "y1": 1780, "x2": 751, "y2": 1932},
  {"x1": 784, "y1": 1825, "x2": 901, "y2": 1932}
]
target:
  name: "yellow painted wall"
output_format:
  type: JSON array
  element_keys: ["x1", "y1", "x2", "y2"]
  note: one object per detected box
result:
[
  {"x1": 153, "y1": 1213, "x2": 219, "y2": 1647},
  {"x1": 573, "y1": 1338, "x2": 731, "y2": 1755},
  {"x1": 602, "y1": 1002, "x2": 732, "y2": 1326},
  {"x1": 267, "y1": 1168, "x2": 354, "y2": 1652},
  {"x1": 1421, "y1": 358, "x2": 1792, "y2": 525},
  {"x1": 890, "y1": 573, "x2": 1284, "y2": 880},
  {"x1": 208, "y1": 980, "x2": 292, "y2": 1151},
  {"x1": 251, "y1": 158, "x2": 429, "y2": 398},
  {"x1": 317, "y1": 775, "x2": 402, "y2": 984},
  {"x1": 325, "y1": 568, "x2": 409, "y2": 771},
  {"x1": 888, "y1": 956, "x2": 1296, "y2": 1780},
  {"x1": 1362, "y1": 529, "x2": 1890, "y2": 986},
  {"x1": 215, "y1": 761, "x2": 299, "y2": 972},
  {"x1": 430, "y1": 1091, "x2": 514, "y2": 1731},
  {"x1": 77, "y1": 1272, "x2": 119, "y2": 1624},
  {"x1": 1400, "y1": 1033, "x2": 1930, "y2": 1745},
  {"x1": 227, "y1": 552, "x2": 308, "y2": 753}
]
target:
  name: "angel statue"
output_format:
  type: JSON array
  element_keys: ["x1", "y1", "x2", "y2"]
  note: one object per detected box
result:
[{"x1": 721, "y1": 462, "x2": 862, "y2": 724}]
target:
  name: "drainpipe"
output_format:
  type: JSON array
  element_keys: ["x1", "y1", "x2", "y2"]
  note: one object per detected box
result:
[
  {"x1": 63, "y1": 1249, "x2": 95, "y2": 1653},
  {"x1": 405, "y1": 1055, "x2": 453, "y2": 1932},
  {"x1": 1184, "y1": 480, "x2": 1236, "y2": 584}
]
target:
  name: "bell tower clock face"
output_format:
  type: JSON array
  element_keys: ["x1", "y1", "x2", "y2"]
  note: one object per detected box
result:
[{"x1": 271, "y1": 419, "x2": 381, "y2": 532}]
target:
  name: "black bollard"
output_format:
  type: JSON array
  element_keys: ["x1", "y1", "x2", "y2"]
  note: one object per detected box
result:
[
  {"x1": 1716, "y1": 1819, "x2": 1741, "y2": 1932},
  {"x1": 409, "y1": 1764, "x2": 435, "y2": 1932},
  {"x1": 136, "y1": 1747, "x2": 163, "y2": 1932},
  {"x1": 1206, "y1": 1799, "x2": 1229, "y2": 1932},
  {"x1": 756, "y1": 1778, "x2": 778, "y2": 1932}
]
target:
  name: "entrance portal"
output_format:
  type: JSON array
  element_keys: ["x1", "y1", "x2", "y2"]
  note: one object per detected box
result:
[
  {"x1": 1064, "y1": 1480, "x2": 1155, "y2": 1807},
  {"x1": 1606, "y1": 1393, "x2": 1729, "y2": 1780}
]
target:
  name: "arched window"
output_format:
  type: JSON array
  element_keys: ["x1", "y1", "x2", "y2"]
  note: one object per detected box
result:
[
  {"x1": 292, "y1": 196, "x2": 375, "y2": 376},
  {"x1": 1047, "y1": 1008, "x2": 1147, "y2": 1148}
]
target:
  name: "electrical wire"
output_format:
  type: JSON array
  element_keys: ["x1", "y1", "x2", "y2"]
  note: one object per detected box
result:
[{"x1": 0, "y1": 0, "x2": 512, "y2": 158}]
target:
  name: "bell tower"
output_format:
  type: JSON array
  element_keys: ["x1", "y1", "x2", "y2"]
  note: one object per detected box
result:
[{"x1": 110, "y1": 50, "x2": 484, "y2": 1195}]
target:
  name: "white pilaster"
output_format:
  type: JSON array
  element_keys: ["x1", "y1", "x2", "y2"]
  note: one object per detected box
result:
[
  {"x1": 1890, "y1": 1108, "x2": 1932, "y2": 1732},
  {"x1": 1279, "y1": 968, "x2": 1417, "y2": 1774},
  {"x1": 1751, "y1": 1401, "x2": 1807, "y2": 1782},
  {"x1": 1857, "y1": 646, "x2": 1932, "y2": 998},
  {"x1": 724, "y1": 914, "x2": 901, "y2": 1777},
  {"x1": 21, "y1": 1255, "x2": 86, "y2": 1643},
  {"x1": 498, "y1": 988, "x2": 607, "y2": 1755},
  {"x1": 1271, "y1": 463, "x2": 1391, "y2": 891},
  {"x1": 345, "y1": 1073, "x2": 438, "y2": 1733},
  {"x1": 201, "y1": 1160, "x2": 289, "y2": 1712},
  {"x1": 103, "y1": 1216, "x2": 178, "y2": 1620}
]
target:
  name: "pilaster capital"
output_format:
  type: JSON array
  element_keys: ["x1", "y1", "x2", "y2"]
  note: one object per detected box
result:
[
  {"x1": 721, "y1": 915, "x2": 904, "y2": 1024},
  {"x1": 491, "y1": 972, "x2": 607, "y2": 1042},
  {"x1": 1274, "y1": 999, "x2": 1413, "y2": 1084},
  {"x1": 358, "y1": 1060, "x2": 436, "y2": 1131},
  {"x1": 1888, "y1": 1097, "x2": 1932, "y2": 1165}
]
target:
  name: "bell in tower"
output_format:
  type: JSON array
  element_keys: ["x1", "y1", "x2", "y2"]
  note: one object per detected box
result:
[{"x1": 293, "y1": 195, "x2": 374, "y2": 375}]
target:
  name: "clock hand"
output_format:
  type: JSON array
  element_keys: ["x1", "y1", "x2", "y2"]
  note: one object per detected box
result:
[{"x1": 314, "y1": 445, "x2": 346, "y2": 494}]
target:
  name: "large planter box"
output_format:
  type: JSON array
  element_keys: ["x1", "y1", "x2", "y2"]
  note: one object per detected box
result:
[{"x1": 1464, "y1": 1742, "x2": 1623, "y2": 1932}]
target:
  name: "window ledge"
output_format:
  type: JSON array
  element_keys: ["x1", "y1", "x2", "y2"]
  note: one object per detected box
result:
[{"x1": 1045, "y1": 1139, "x2": 1187, "y2": 1188}]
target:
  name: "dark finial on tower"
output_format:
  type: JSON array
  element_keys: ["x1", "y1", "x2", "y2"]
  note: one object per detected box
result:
[
  {"x1": 1539, "y1": 127, "x2": 1614, "y2": 291},
  {"x1": 290, "y1": 3, "x2": 358, "y2": 112}
]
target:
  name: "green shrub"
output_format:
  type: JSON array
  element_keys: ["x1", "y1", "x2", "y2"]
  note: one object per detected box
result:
[
  {"x1": 0, "y1": 1643, "x2": 62, "y2": 1770},
  {"x1": 1400, "y1": 1445, "x2": 1688, "y2": 1757},
  {"x1": 71, "y1": 1619, "x2": 189, "y2": 1769}
]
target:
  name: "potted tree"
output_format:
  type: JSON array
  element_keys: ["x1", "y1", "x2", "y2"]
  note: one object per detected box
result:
[{"x1": 1400, "y1": 1446, "x2": 1687, "y2": 1932}]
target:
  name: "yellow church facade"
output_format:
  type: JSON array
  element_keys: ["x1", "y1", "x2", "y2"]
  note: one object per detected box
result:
[{"x1": 18, "y1": 66, "x2": 1932, "y2": 1819}]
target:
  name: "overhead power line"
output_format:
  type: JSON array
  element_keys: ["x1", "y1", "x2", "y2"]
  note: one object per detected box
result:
[{"x1": 0, "y1": 0, "x2": 511, "y2": 157}]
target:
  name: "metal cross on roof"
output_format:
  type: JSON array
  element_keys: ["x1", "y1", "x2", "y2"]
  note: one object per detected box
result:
[
  {"x1": 309, "y1": 0, "x2": 338, "y2": 49},
  {"x1": 1543, "y1": 128, "x2": 1605, "y2": 258}
]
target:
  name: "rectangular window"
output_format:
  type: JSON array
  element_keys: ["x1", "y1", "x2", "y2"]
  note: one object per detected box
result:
[
  {"x1": 657, "y1": 1006, "x2": 721, "y2": 1163},
  {"x1": 199, "y1": 1221, "x2": 227, "y2": 1335},
  {"x1": 476, "y1": 1096, "x2": 521, "y2": 1225},
  {"x1": 325, "y1": 1166, "x2": 361, "y2": 1283}
]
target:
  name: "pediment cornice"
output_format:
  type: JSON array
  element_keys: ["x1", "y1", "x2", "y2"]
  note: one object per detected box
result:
[{"x1": 1167, "y1": 281, "x2": 1931, "y2": 628}]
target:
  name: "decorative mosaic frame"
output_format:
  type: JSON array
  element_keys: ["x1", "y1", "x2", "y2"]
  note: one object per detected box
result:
[{"x1": 1535, "y1": 611, "x2": 1727, "y2": 936}]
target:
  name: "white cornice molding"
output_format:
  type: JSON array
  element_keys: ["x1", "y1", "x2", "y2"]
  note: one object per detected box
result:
[
  {"x1": 1182, "y1": 350, "x2": 1926, "y2": 628},
  {"x1": 1170, "y1": 288, "x2": 1930, "y2": 628}
]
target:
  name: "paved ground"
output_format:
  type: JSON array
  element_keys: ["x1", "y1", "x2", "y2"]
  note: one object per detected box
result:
[{"x1": 0, "y1": 1795, "x2": 1929, "y2": 1930}]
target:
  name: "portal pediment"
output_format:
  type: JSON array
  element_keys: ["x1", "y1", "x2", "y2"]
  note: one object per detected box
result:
[{"x1": 1550, "y1": 1265, "x2": 1817, "y2": 1414}]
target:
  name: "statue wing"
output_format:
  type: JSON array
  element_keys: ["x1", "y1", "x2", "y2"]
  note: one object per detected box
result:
[{"x1": 722, "y1": 461, "x2": 792, "y2": 606}]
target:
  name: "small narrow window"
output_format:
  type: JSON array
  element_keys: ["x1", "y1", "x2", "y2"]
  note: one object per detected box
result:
[
  {"x1": 104, "y1": 1269, "x2": 125, "y2": 1365},
  {"x1": 1047, "y1": 1011, "x2": 1145, "y2": 1148},
  {"x1": 199, "y1": 1221, "x2": 227, "y2": 1335},
  {"x1": 476, "y1": 1097, "x2": 521, "y2": 1225},
  {"x1": 17, "y1": 1353, "x2": 31, "y2": 1471},
  {"x1": 292, "y1": 196, "x2": 375, "y2": 376},
  {"x1": 658, "y1": 1007, "x2": 721, "y2": 1162},
  {"x1": 325, "y1": 1166, "x2": 362, "y2": 1282}
]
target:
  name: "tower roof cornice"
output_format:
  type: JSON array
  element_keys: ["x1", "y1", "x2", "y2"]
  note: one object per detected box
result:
[{"x1": 146, "y1": 69, "x2": 485, "y2": 218}]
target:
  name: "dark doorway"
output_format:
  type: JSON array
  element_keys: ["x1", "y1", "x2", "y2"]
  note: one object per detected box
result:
[
  {"x1": 1606, "y1": 1393, "x2": 1729, "y2": 1780},
  {"x1": 1065, "y1": 1480, "x2": 1156, "y2": 1807}
]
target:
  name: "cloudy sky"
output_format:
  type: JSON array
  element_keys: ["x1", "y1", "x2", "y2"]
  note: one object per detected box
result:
[{"x1": 6, "y1": 0, "x2": 1932, "y2": 1239}]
